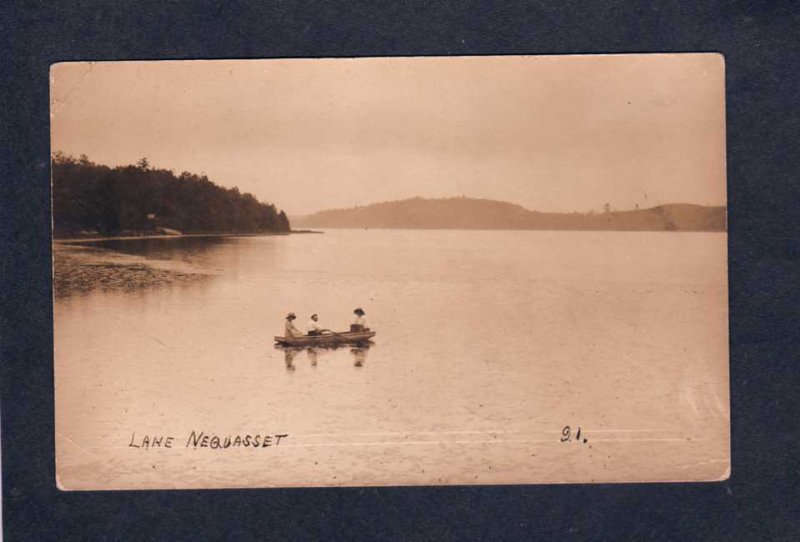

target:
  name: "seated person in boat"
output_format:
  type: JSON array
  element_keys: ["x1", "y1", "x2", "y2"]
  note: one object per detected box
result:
[
  {"x1": 307, "y1": 313, "x2": 323, "y2": 336},
  {"x1": 350, "y1": 307, "x2": 368, "y2": 332},
  {"x1": 284, "y1": 312, "x2": 303, "y2": 338}
]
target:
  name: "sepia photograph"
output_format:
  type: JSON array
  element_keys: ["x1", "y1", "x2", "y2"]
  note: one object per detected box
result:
[{"x1": 51, "y1": 54, "x2": 729, "y2": 490}]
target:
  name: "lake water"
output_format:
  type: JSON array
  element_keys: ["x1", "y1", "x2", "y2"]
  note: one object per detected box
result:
[{"x1": 54, "y1": 230, "x2": 729, "y2": 489}]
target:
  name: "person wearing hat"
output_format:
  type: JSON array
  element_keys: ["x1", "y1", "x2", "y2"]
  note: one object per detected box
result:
[
  {"x1": 284, "y1": 313, "x2": 303, "y2": 338},
  {"x1": 307, "y1": 313, "x2": 323, "y2": 336},
  {"x1": 351, "y1": 308, "x2": 368, "y2": 332}
]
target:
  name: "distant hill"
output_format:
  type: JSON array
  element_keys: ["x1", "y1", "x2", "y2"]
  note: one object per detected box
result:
[
  {"x1": 52, "y1": 154, "x2": 290, "y2": 237},
  {"x1": 294, "y1": 197, "x2": 726, "y2": 232}
]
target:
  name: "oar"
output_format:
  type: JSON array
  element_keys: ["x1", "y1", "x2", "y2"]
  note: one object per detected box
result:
[
  {"x1": 321, "y1": 329, "x2": 349, "y2": 340},
  {"x1": 322, "y1": 329, "x2": 372, "y2": 348}
]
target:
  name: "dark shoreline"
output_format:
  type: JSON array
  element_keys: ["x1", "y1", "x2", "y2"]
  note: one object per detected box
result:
[{"x1": 52, "y1": 230, "x2": 326, "y2": 244}]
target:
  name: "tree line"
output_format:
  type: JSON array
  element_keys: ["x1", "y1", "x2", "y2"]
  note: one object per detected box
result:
[{"x1": 52, "y1": 153, "x2": 290, "y2": 237}]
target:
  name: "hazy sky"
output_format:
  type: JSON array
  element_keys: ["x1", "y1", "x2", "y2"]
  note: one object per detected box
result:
[{"x1": 51, "y1": 54, "x2": 726, "y2": 216}]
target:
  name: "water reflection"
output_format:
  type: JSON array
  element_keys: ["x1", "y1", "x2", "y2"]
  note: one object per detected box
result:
[
  {"x1": 74, "y1": 236, "x2": 231, "y2": 261},
  {"x1": 283, "y1": 348, "x2": 299, "y2": 371},
  {"x1": 307, "y1": 348, "x2": 319, "y2": 367},
  {"x1": 351, "y1": 346, "x2": 368, "y2": 367},
  {"x1": 53, "y1": 235, "x2": 283, "y2": 298},
  {"x1": 277, "y1": 342, "x2": 373, "y2": 371}
]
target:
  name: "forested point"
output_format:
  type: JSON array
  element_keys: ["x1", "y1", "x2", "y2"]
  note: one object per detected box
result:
[{"x1": 52, "y1": 153, "x2": 290, "y2": 237}]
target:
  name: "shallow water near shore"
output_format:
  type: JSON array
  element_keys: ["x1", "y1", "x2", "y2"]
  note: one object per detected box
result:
[{"x1": 54, "y1": 229, "x2": 729, "y2": 489}]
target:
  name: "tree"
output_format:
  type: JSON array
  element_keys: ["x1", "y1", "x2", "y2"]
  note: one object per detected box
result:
[
  {"x1": 603, "y1": 202, "x2": 611, "y2": 214},
  {"x1": 136, "y1": 157, "x2": 150, "y2": 169},
  {"x1": 52, "y1": 150, "x2": 69, "y2": 164}
]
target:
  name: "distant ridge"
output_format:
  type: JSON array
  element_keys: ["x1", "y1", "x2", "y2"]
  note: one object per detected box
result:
[{"x1": 293, "y1": 197, "x2": 726, "y2": 232}]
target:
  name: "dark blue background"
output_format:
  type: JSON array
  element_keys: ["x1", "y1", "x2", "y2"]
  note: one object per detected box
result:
[{"x1": 2, "y1": 1, "x2": 799, "y2": 540}]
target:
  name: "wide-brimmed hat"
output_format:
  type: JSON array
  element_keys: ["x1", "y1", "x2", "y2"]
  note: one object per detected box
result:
[
  {"x1": 286, "y1": 312, "x2": 296, "y2": 320},
  {"x1": 353, "y1": 308, "x2": 365, "y2": 316}
]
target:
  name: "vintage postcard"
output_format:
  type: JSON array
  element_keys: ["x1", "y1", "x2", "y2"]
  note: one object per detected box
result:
[{"x1": 51, "y1": 54, "x2": 728, "y2": 490}]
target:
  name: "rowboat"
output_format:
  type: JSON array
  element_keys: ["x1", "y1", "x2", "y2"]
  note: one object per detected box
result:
[{"x1": 274, "y1": 330, "x2": 376, "y2": 347}]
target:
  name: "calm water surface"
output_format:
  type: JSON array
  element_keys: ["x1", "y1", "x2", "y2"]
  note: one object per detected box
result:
[{"x1": 54, "y1": 230, "x2": 729, "y2": 489}]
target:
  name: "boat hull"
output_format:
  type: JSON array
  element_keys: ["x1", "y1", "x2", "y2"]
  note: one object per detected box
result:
[{"x1": 274, "y1": 331, "x2": 376, "y2": 347}]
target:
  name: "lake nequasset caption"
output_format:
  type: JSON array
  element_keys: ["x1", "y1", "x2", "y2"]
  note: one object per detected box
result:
[{"x1": 128, "y1": 431, "x2": 289, "y2": 450}]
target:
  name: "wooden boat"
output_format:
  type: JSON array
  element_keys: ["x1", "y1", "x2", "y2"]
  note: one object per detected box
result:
[{"x1": 274, "y1": 330, "x2": 376, "y2": 347}]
